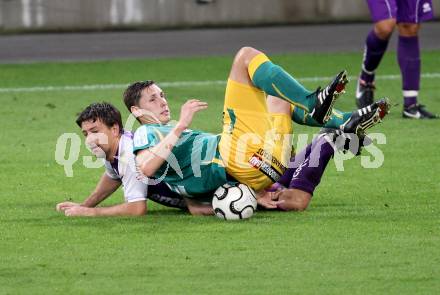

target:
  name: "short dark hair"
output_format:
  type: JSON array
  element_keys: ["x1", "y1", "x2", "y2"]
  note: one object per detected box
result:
[
  {"x1": 76, "y1": 102, "x2": 123, "y2": 133},
  {"x1": 123, "y1": 80, "x2": 155, "y2": 111}
]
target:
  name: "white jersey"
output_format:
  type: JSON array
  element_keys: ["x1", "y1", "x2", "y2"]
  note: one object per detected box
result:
[{"x1": 104, "y1": 131, "x2": 147, "y2": 203}]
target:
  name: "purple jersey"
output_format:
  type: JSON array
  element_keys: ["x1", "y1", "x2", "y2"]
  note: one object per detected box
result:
[{"x1": 367, "y1": 0, "x2": 434, "y2": 23}]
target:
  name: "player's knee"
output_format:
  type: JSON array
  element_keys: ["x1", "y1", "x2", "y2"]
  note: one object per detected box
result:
[
  {"x1": 229, "y1": 46, "x2": 263, "y2": 84},
  {"x1": 233, "y1": 47, "x2": 261, "y2": 68},
  {"x1": 374, "y1": 19, "x2": 396, "y2": 39},
  {"x1": 398, "y1": 23, "x2": 420, "y2": 37}
]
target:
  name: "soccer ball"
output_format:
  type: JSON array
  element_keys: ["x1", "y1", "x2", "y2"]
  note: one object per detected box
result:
[{"x1": 212, "y1": 183, "x2": 257, "y2": 220}]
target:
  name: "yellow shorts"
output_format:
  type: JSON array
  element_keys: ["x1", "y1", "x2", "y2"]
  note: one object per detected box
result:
[{"x1": 218, "y1": 79, "x2": 293, "y2": 192}]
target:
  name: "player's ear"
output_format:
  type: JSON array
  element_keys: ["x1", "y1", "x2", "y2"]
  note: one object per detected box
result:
[
  {"x1": 131, "y1": 105, "x2": 142, "y2": 117},
  {"x1": 111, "y1": 124, "x2": 120, "y2": 136}
]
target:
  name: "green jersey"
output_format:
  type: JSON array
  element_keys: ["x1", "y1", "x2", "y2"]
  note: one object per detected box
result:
[{"x1": 133, "y1": 124, "x2": 227, "y2": 199}]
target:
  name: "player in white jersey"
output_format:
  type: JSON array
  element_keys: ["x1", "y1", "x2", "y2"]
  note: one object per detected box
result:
[{"x1": 56, "y1": 102, "x2": 185, "y2": 217}]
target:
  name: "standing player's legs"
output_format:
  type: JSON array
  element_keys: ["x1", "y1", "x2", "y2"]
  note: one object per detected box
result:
[
  {"x1": 397, "y1": 0, "x2": 437, "y2": 119},
  {"x1": 230, "y1": 47, "x2": 348, "y2": 124},
  {"x1": 398, "y1": 22, "x2": 421, "y2": 113},
  {"x1": 356, "y1": 0, "x2": 397, "y2": 108}
]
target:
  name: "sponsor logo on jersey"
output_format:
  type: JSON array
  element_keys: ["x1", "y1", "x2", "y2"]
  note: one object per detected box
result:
[
  {"x1": 255, "y1": 148, "x2": 287, "y2": 172},
  {"x1": 423, "y1": 3, "x2": 432, "y2": 13},
  {"x1": 249, "y1": 152, "x2": 283, "y2": 183}
]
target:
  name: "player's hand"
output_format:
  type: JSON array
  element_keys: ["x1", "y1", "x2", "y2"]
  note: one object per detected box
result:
[
  {"x1": 176, "y1": 99, "x2": 208, "y2": 130},
  {"x1": 256, "y1": 190, "x2": 285, "y2": 209},
  {"x1": 56, "y1": 201, "x2": 79, "y2": 212},
  {"x1": 64, "y1": 205, "x2": 95, "y2": 217}
]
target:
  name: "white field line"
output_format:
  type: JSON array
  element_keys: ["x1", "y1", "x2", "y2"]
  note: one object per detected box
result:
[{"x1": 1, "y1": 73, "x2": 440, "y2": 93}]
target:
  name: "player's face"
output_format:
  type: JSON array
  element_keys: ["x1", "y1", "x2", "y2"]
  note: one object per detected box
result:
[
  {"x1": 81, "y1": 119, "x2": 119, "y2": 160},
  {"x1": 135, "y1": 84, "x2": 171, "y2": 124}
]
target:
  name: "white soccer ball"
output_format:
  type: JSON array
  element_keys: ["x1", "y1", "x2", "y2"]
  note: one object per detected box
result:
[{"x1": 212, "y1": 183, "x2": 257, "y2": 220}]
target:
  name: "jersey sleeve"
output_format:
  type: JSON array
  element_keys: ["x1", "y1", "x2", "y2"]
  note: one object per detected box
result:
[
  {"x1": 133, "y1": 125, "x2": 161, "y2": 154},
  {"x1": 104, "y1": 161, "x2": 120, "y2": 180}
]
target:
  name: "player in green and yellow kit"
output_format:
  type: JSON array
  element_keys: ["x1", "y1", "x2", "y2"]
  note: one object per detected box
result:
[{"x1": 126, "y1": 47, "x2": 390, "y2": 214}]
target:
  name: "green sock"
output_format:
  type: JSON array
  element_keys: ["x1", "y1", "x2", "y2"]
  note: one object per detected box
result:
[
  {"x1": 249, "y1": 54, "x2": 315, "y2": 112},
  {"x1": 292, "y1": 107, "x2": 352, "y2": 128}
]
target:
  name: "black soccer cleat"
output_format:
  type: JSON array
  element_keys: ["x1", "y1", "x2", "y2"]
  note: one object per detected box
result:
[
  {"x1": 310, "y1": 70, "x2": 349, "y2": 125},
  {"x1": 341, "y1": 98, "x2": 391, "y2": 137},
  {"x1": 319, "y1": 128, "x2": 372, "y2": 156},
  {"x1": 402, "y1": 103, "x2": 439, "y2": 119},
  {"x1": 355, "y1": 78, "x2": 375, "y2": 108}
]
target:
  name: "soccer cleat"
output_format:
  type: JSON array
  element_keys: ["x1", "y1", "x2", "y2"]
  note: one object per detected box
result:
[
  {"x1": 310, "y1": 70, "x2": 349, "y2": 125},
  {"x1": 319, "y1": 128, "x2": 372, "y2": 156},
  {"x1": 355, "y1": 78, "x2": 375, "y2": 108},
  {"x1": 402, "y1": 104, "x2": 439, "y2": 119},
  {"x1": 341, "y1": 98, "x2": 391, "y2": 137}
]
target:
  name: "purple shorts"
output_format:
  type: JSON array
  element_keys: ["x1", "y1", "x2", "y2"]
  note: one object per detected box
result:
[
  {"x1": 147, "y1": 182, "x2": 186, "y2": 209},
  {"x1": 367, "y1": 0, "x2": 434, "y2": 23}
]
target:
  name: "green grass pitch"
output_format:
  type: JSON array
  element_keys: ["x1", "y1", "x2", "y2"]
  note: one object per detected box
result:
[{"x1": 0, "y1": 51, "x2": 439, "y2": 294}]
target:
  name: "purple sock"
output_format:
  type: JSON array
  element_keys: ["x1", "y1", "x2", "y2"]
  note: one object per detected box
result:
[
  {"x1": 287, "y1": 136, "x2": 334, "y2": 195},
  {"x1": 404, "y1": 96, "x2": 417, "y2": 108},
  {"x1": 398, "y1": 35, "x2": 420, "y2": 108},
  {"x1": 361, "y1": 30, "x2": 390, "y2": 83}
]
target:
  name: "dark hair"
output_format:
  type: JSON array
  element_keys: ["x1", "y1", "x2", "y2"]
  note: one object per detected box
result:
[
  {"x1": 76, "y1": 102, "x2": 123, "y2": 134},
  {"x1": 123, "y1": 80, "x2": 155, "y2": 111}
]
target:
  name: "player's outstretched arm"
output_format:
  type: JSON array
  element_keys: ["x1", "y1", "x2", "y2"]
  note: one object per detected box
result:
[
  {"x1": 82, "y1": 173, "x2": 122, "y2": 207},
  {"x1": 56, "y1": 173, "x2": 124, "y2": 216},
  {"x1": 61, "y1": 200, "x2": 146, "y2": 217},
  {"x1": 56, "y1": 173, "x2": 121, "y2": 211},
  {"x1": 137, "y1": 99, "x2": 208, "y2": 177}
]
